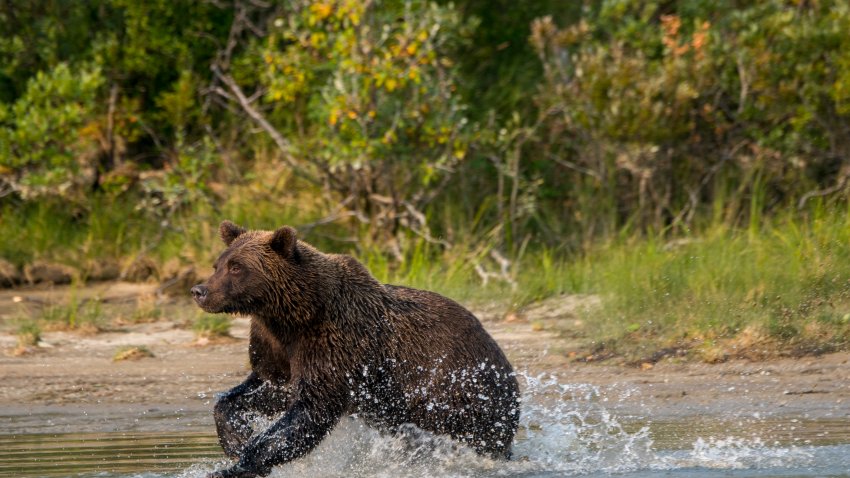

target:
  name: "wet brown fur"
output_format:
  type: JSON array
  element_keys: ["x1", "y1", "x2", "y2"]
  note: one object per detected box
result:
[{"x1": 196, "y1": 221, "x2": 520, "y2": 477}]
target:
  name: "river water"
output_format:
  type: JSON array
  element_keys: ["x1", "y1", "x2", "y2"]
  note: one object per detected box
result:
[{"x1": 2, "y1": 373, "x2": 848, "y2": 478}]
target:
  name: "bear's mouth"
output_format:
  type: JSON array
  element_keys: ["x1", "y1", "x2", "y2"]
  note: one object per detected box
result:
[
  {"x1": 195, "y1": 296, "x2": 242, "y2": 315},
  {"x1": 194, "y1": 297, "x2": 221, "y2": 313}
]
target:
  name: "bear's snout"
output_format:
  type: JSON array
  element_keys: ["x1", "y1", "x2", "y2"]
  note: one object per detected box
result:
[{"x1": 191, "y1": 284, "x2": 208, "y2": 304}]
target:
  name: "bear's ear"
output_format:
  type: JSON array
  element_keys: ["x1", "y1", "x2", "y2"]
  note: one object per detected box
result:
[
  {"x1": 270, "y1": 225, "x2": 298, "y2": 259},
  {"x1": 220, "y1": 220, "x2": 247, "y2": 246}
]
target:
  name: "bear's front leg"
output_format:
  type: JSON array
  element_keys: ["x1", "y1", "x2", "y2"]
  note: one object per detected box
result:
[
  {"x1": 213, "y1": 373, "x2": 291, "y2": 459},
  {"x1": 209, "y1": 393, "x2": 346, "y2": 478},
  {"x1": 206, "y1": 464, "x2": 259, "y2": 478}
]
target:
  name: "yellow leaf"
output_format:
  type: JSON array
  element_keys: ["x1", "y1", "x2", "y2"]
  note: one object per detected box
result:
[
  {"x1": 311, "y1": 3, "x2": 333, "y2": 20},
  {"x1": 309, "y1": 33, "x2": 326, "y2": 48}
]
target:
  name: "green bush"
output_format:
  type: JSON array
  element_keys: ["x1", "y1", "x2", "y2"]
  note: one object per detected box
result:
[
  {"x1": 0, "y1": 63, "x2": 102, "y2": 196},
  {"x1": 529, "y1": 0, "x2": 850, "y2": 238}
]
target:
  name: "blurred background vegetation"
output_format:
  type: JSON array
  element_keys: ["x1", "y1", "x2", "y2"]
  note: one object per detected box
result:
[{"x1": 2, "y1": 0, "x2": 850, "y2": 361}]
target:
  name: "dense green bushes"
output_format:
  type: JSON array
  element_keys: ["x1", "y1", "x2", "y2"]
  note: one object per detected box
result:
[
  {"x1": 528, "y1": 0, "x2": 850, "y2": 242},
  {"x1": 3, "y1": 1, "x2": 849, "y2": 248}
]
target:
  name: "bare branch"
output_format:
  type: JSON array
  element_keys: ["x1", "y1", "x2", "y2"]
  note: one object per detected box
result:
[
  {"x1": 210, "y1": 85, "x2": 235, "y2": 101},
  {"x1": 211, "y1": 65, "x2": 321, "y2": 186},
  {"x1": 0, "y1": 178, "x2": 16, "y2": 198},
  {"x1": 297, "y1": 196, "x2": 362, "y2": 234},
  {"x1": 474, "y1": 264, "x2": 491, "y2": 286},
  {"x1": 798, "y1": 173, "x2": 849, "y2": 210},
  {"x1": 473, "y1": 251, "x2": 517, "y2": 290},
  {"x1": 489, "y1": 249, "x2": 512, "y2": 280},
  {"x1": 246, "y1": 87, "x2": 266, "y2": 104},
  {"x1": 736, "y1": 54, "x2": 749, "y2": 115},
  {"x1": 550, "y1": 154, "x2": 602, "y2": 180},
  {"x1": 298, "y1": 211, "x2": 361, "y2": 233},
  {"x1": 212, "y1": 66, "x2": 292, "y2": 153}
]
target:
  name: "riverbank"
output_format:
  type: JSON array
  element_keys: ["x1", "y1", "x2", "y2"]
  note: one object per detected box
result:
[{"x1": 1, "y1": 283, "x2": 848, "y2": 435}]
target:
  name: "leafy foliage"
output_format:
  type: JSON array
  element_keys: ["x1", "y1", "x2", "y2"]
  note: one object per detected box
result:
[
  {"x1": 2, "y1": 0, "x2": 850, "y2": 268},
  {"x1": 529, "y1": 0, "x2": 850, "y2": 239},
  {"x1": 0, "y1": 63, "x2": 103, "y2": 197},
  {"x1": 229, "y1": 0, "x2": 476, "y2": 243}
]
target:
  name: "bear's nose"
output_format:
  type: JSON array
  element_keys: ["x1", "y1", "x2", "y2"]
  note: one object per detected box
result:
[{"x1": 190, "y1": 285, "x2": 208, "y2": 302}]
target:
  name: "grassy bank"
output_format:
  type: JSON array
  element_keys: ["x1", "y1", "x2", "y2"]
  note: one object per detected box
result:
[
  {"x1": 566, "y1": 207, "x2": 850, "y2": 362},
  {"x1": 2, "y1": 196, "x2": 850, "y2": 363},
  {"x1": 373, "y1": 206, "x2": 850, "y2": 363}
]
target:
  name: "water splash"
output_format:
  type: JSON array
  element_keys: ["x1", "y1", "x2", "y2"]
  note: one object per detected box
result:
[
  {"x1": 657, "y1": 436, "x2": 814, "y2": 471},
  {"x1": 509, "y1": 372, "x2": 654, "y2": 475},
  {"x1": 174, "y1": 372, "x2": 836, "y2": 478}
]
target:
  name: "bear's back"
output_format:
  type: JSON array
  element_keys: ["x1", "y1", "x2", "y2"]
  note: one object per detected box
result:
[{"x1": 382, "y1": 284, "x2": 502, "y2": 361}]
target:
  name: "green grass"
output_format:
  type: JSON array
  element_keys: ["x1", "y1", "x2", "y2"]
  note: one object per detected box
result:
[
  {"x1": 15, "y1": 321, "x2": 41, "y2": 347},
  {"x1": 40, "y1": 295, "x2": 104, "y2": 332},
  {"x1": 565, "y1": 207, "x2": 850, "y2": 362},
  {"x1": 0, "y1": 198, "x2": 141, "y2": 268},
  {"x1": 193, "y1": 313, "x2": 232, "y2": 339},
  {"x1": 128, "y1": 296, "x2": 164, "y2": 324},
  {"x1": 0, "y1": 185, "x2": 310, "y2": 280}
]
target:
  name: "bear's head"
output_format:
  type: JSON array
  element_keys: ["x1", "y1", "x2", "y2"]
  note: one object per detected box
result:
[{"x1": 191, "y1": 220, "x2": 303, "y2": 317}]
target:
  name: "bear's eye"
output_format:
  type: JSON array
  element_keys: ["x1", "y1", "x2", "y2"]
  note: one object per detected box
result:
[{"x1": 229, "y1": 263, "x2": 242, "y2": 274}]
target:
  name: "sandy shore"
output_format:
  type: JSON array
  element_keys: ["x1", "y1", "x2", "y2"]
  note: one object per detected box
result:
[{"x1": 1, "y1": 282, "x2": 849, "y2": 435}]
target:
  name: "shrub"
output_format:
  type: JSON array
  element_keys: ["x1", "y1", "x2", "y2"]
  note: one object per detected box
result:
[{"x1": 192, "y1": 313, "x2": 232, "y2": 339}]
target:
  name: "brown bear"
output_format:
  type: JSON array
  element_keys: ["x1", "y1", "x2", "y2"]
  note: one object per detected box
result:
[{"x1": 191, "y1": 221, "x2": 520, "y2": 478}]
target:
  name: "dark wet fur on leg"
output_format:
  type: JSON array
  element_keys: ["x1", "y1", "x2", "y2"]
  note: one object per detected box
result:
[{"x1": 213, "y1": 373, "x2": 291, "y2": 459}]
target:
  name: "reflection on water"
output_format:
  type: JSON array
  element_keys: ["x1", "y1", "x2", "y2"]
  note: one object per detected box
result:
[
  {"x1": 1, "y1": 374, "x2": 849, "y2": 478},
  {"x1": 0, "y1": 432, "x2": 220, "y2": 477},
  {"x1": 641, "y1": 417, "x2": 850, "y2": 449}
]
